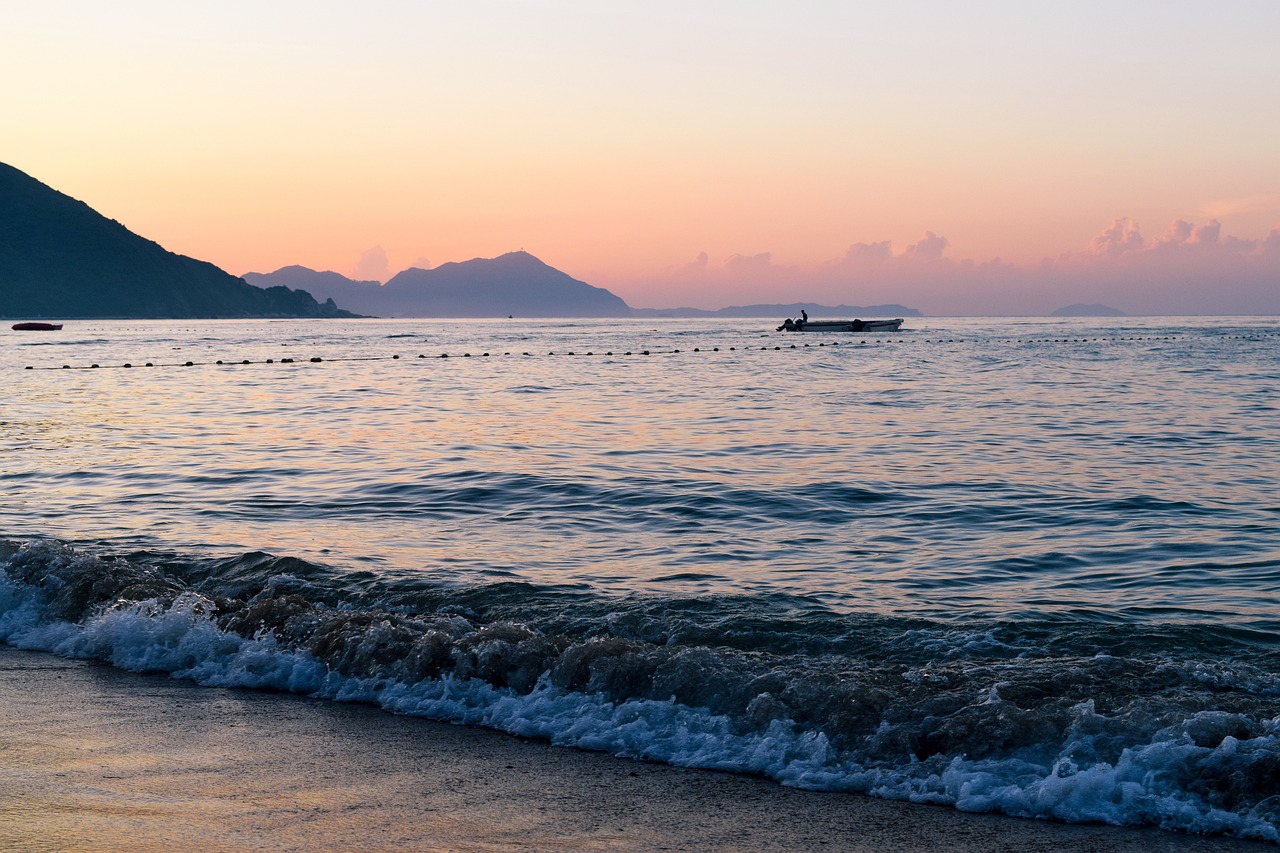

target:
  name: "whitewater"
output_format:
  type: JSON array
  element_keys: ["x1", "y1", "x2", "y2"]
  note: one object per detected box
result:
[{"x1": 3, "y1": 316, "x2": 1279, "y2": 842}]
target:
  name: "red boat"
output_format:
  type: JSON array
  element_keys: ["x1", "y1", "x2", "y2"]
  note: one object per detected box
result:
[{"x1": 11, "y1": 322, "x2": 63, "y2": 331}]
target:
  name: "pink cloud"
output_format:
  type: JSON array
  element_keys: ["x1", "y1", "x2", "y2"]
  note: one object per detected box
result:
[
  {"x1": 619, "y1": 217, "x2": 1280, "y2": 315},
  {"x1": 904, "y1": 231, "x2": 949, "y2": 261},
  {"x1": 1089, "y1": 217, "x2": 1144, "y2": 256}
]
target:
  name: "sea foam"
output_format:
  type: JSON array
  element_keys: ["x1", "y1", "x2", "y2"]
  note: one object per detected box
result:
[{"x1": 3, "y1": 539, "x2": 1280, "y2": 843}]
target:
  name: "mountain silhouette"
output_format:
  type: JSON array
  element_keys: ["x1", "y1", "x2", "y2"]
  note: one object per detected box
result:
[
  {"x1": 0, "y1": 162, "x2": 356, "y2": 319},
  {"x1": 246, "y1": 252, "x2": 632, "y2": 318},
  {"x1": 242, "y1": 265, "x2": 384, "y2": 314}
]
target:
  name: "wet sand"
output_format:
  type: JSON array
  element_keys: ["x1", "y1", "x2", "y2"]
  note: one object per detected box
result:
[{"x1": 0, "y1": 644, "x2": 1268, "y2": 852}]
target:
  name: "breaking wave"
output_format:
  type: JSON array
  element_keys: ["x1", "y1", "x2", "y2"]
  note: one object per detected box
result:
[{"x1": 4, "y1": 538, "x2": 1280, "y2": 843}]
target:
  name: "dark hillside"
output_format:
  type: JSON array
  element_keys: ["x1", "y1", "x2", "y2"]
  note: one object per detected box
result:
[{"x1": 0, "y1": 162, "x2": 355, "y2": 319}]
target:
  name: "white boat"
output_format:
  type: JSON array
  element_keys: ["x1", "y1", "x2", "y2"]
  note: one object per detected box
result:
[{"x1": 776, "y1": 317, "x2": 903, "y2": 332}]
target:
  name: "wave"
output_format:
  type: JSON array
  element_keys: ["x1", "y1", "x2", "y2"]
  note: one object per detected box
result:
[{"x1": 3, "y1": 538, "x2": 1280, "y2": 843}]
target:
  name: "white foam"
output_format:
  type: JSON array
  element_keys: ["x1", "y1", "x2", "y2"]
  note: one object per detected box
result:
[{"x1": 2, "y1": 561, "x2": 1278, "y2": 844}]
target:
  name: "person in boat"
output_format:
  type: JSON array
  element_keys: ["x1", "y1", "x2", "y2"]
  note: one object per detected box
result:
[{"x1": 795, "y1": 310, "x2": 806, "y2": 330}]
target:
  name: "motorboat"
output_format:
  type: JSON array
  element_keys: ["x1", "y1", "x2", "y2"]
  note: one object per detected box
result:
[
  {"x1": 776, "y1": 317, "x2": 903, "y2": 332},
  {"x1": 11, "y1": 322, "x2": 63, "y2": 331}
]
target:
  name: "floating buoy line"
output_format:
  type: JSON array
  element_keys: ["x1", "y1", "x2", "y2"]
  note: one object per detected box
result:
[{"x1": 14, "y1": 331, "x2": 1278, "y2": 371}]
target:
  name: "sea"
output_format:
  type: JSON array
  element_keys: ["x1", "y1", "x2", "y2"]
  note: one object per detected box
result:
[{"x1": 3, "y1": 316, "x2": 1279, "y2": 841}]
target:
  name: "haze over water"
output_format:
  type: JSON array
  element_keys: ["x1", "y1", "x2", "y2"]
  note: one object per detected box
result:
[{"x1": 4, "y1": 316, "x2": 1280, "y2": 841}]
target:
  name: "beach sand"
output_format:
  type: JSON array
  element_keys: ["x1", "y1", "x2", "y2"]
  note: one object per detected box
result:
[{"x1": 0, "y1": 644, "x2": 1267, "y2": 853}]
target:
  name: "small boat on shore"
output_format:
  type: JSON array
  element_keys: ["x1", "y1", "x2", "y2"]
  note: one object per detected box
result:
[
  {"x1": 776, "y1": 315, "x2": 903, "y2": 332},
  {"x1": 11, "y1": 322, "x2": 63, "y2": 331}
]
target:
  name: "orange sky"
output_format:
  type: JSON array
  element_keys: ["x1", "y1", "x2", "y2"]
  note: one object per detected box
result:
[{"x1": 3, "y1": 2, "x2": 1279, "y2": 313}]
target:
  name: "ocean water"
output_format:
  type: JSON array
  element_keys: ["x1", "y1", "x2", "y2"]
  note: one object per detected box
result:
[{"x1": 3, "y1": 316, "x2": 1280, "y2": 841}]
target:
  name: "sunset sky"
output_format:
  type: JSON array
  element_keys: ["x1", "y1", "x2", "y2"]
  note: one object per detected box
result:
[{"x1": 3, "y1": 1, "x2": 1279, "y2": 314}]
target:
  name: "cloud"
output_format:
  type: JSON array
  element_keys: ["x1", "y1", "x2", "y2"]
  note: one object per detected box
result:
[
  {"x1": 904, "y1": 231, "x2": 949, "y2": 261},
  {"x1": 1160, "y1": 219, "x2": 1193, "y2": 244},
  {"x1": 724, "y1": 251, "x2": 774, "y2": 271},
  {"x1": 682, "y1": 251, "x2": 709, "y2": 273},
  {"x1": 353, "y1": 245, "x2": 390, "y2": 281},
  {"x1": 621, "y1": 216, "x2": 1280, "y2": 315},
  {"x1": 839, "y1": 240, "x2": 893, "y2": 265},
  {"x1": 1089, "y1": 217, "x2": 1144, "y2": 256},
  {"x1": 1191, "y1": 220, "x2": 1220, "y2": 245}
]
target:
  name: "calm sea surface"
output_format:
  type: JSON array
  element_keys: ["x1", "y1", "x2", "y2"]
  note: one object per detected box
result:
[{"x1": 3, "y1": 316, "x2": 1279, "y2": 840}]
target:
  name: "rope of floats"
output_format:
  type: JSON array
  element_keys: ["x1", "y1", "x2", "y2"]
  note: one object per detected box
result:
[{"x1": 17, "y1": 331, "x2": 1278, "y2": 371}]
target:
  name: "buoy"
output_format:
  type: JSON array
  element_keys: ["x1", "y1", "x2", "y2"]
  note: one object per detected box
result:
[
  {"x1": 185, "y1": 361, "x2": 194, "y2": 366},
  {"x1": 393, "y1": 354, "x2": 400, "y2": 359},
  {"x1": 310, "y1": 357, "x2": 322, "y2": 363},
  {"x1": 91, "y1": 364, "x2": 100, "y2": 368},
  {"x1": 123, "y1": 363, "x2": 132, "y2": 368}
]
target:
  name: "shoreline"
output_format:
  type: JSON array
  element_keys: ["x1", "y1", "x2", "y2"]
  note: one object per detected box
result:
[{"x1": 1, "y1": 644, "x2": 1270, "y2": 852}]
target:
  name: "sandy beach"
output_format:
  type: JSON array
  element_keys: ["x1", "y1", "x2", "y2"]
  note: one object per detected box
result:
[{"x1": 0, "y1": 644, "x2": 1268, "y2": 853}]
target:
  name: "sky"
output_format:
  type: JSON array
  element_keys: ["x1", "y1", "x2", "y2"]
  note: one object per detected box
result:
[{"x1": 3, "y1": 1, "x2": 1279, "y2": 314}]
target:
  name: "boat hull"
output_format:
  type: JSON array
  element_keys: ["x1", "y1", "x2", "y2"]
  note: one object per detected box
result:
[
  {"x1": 11, "y1": 322, "x2": 63, "y2": 331},
  {"x1": 777, "y1": 319, "x2": 903, "y2": 332}
]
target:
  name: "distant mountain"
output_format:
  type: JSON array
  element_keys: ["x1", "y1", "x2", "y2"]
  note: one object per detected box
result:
[
  {"x1": 247, "y1": 252, "x2": 631, "y2": 318},
  {"x1": 1052, "y1": 303, "x2": 1126, "y2": 317},
  {"x1": 242, "y1": 265, "x2": 383, "y2": 312},
  {"x1": 0, "y1": 162, "x2": 356, "y2": 319},
  {"x1": 631, "y1": 302, "x2": 922, "y2": 318}
]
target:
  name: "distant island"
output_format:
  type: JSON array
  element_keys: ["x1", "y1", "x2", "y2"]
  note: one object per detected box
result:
[
  {"x1": 1051, "y1": 304, "x2": 1127, "y2": 317},
  {"x1": 0, "y1": 162, "x2": 356, "y2": 320},
  {"x1": 245, "y1": 252, "x2": 631, "y2": 318}
]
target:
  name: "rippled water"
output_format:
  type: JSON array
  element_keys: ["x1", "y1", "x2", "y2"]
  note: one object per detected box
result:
[{"x1": 3, "y1": 316, "x2": 1280, "y2": 839}]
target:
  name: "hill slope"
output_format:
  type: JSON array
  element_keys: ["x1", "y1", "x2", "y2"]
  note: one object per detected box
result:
[{"x1": 0, "y1": 163, "x2": 355, "y2": 319}]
